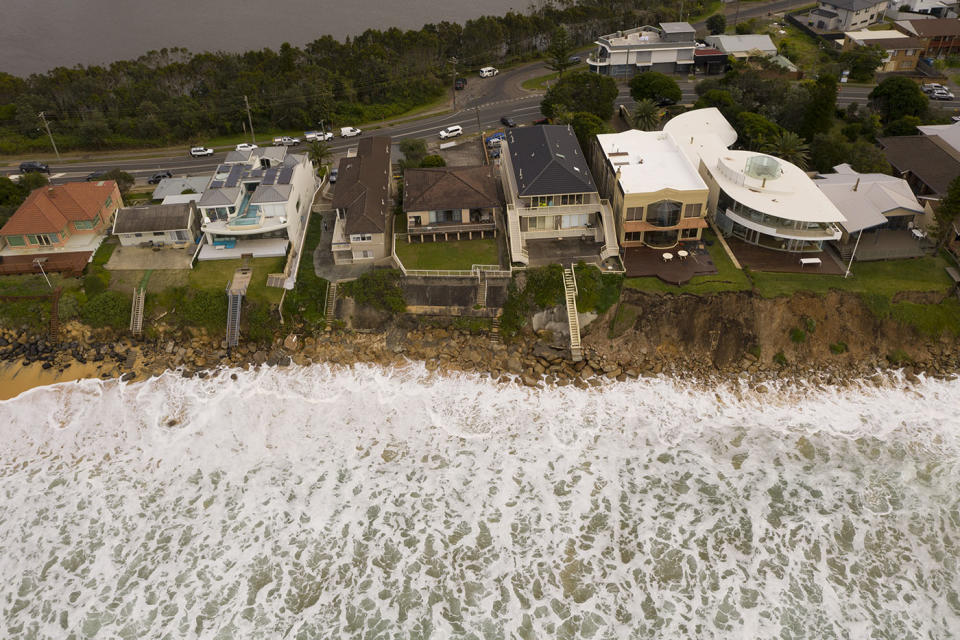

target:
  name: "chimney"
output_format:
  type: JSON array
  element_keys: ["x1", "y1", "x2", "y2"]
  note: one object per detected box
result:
[{"x1": 853, "y1": 177, "x2": 860, "y2": 192}]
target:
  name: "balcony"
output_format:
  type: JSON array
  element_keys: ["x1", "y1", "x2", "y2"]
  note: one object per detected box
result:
[
  {"x1": 724, "y1": 208, "x2": 841, "y2": 241},
  {"x1": 587, "y1": 56, "x2": 610, "y2": 67}
]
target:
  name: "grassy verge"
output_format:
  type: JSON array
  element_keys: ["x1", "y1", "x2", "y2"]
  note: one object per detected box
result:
[
  {"x1": 690, "y1": 0, "x2": 723, "y2": 23},
  {"x1": 520, "y1": 64, "x2": 587, "y2": 91},
  {"x1": 188, "y1": 258, "x2": 285, "y2": 305},
  {"x1": 624, "y1": 230, "x2": 752, "y2": 295},
  {"x1": 769, "y1": 24, "x2": 827, "y2": 73},
  {"x1": 395, "y1": 238, "x2": 499, "y2": 271},
  {"x1": 282, "y1": 212, "x2": 329, "y2": 328}
]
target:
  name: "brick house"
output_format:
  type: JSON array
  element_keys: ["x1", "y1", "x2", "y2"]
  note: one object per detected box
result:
[{"x1": 0, "y1": 181, "x2": 121, "y2": 252}]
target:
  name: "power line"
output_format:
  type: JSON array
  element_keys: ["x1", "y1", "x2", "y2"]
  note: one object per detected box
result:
[{"x1": 38, "y1": 111, "x2": 60, "y2": 160}]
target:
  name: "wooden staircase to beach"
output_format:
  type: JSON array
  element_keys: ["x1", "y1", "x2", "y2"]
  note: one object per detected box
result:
[
  {"x1": 129, "y1": 287, "x2": 146, "y2": 335},
  {"x1": 324, "y1": 281, "x2": 338, "y2": 323},
  {"x1": 562, "y1": 265, "x2": 582, "y2": 362}
]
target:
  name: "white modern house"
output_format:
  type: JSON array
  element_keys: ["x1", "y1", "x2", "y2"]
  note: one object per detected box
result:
[
  {"x1": 587, "y1": 22, "x2": 696, "y2": 78},
  {"x1": 664, "y1": 108, "x2": 847, "y2": 254},
  {"x1": 808, "y1": 0, "x2": 888, "y2": 31},
  {"x1": 195, "y1": 146, "x2": 316, "y2": 260}
]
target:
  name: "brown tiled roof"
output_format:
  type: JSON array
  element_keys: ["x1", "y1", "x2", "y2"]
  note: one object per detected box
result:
[
  {"x1": 403, "y1": 166, "x2": 501, "y2": 213},
  {"x1": 901, "y1": 18, "x2": 960, "y2": 38},
  {"x1": 332, "y1": 136, "x2": 392, "y2": 234},
  {"x1": 878, "y1": 135, "x2": 960, "y2": 196},
  {"x1": 863, "y1": 36, "x2": 925, "y2": 49},
  {"x1": 0, "y1": 181, "x2": 117, "y2": 236}
]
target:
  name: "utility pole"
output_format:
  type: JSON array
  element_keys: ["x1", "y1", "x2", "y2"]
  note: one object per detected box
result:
[
  {"x1": 38, "y1": 112, "x2": 60, "y2": 161},
  {"x1": 449, "y1": 57, "x2": 458, "y2": 112},
  {"x1": 474, "y1": 106, "x2": 482, "y2": 136},
  {"x1": 734, "y1": 0, "x2": 742, "y2": 27},
  {"x1": 244, "y1": 95, "x2": 256, "y2": 145}
]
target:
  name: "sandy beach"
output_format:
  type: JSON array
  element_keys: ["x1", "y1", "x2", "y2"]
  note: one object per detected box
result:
[{"x1": 0, "y1": 360, "x2": 119, "y2": 402}]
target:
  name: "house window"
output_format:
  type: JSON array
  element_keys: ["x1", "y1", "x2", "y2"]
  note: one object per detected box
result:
[
  {"x1": 624, "y1": 232, "x2": 643, "y2": 242},
  {"x1": 27, "y1": 234, "x2": 55, "y2": 246},
  {"x1": 134, "y1": 233, "x2": 143, "y2": 238},
  {"x1": 174, "y1": 230, "x2": 189, "y2": 243},
  {"x1": 353, "y1": 249, "x2": 374, "y2": 260},
  {"x1": 429, "y1": 210, "x2": 458, "y2": 224},
  {"x1": 153, "y1": 232, "x2": 165, "y2": 237},
  {"x1": 5, "y1": 235, "x2": 25, "y2": 247},
  {"x1": 350, "y1": 233, "x2": 373, "y2": 242},
  {"x1": 74, "y1": 219, "x2": 95, "y2": 230},
  {"x1": 296, "y1": 197, "x2": 301, "y2": 212},
  {"x1": 625, "y1": 206, "x2": 643, "y2": 221},
  {"x1": 905, "y1": 49, "x2": 915, "y2": 56},
  {"x1": 561, "y1": 214, "x2": 588, "y2": 228},
  {"x1": 681, "y1": 228, "x2": 699, "y2": 239},
  {"x1": 646, "y1": 200, "x2": 682, "y2": 227},
  {"x1": 684, "y1": 203, "x2": 702, "y2": 218},
  {"x1": 104, "y1": 196, "x2": 112, "y2": 209},
  {"x1": 527, "y1": 216, "x2": 547, "y2": 230}
]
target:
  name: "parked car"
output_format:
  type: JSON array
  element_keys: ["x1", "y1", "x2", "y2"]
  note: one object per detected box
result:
[
  {"x1": 236, "y1": 143, "x2": 258, "y2": 152},
  {"x1": 568, "y1": 55, "x2": 581, "y2": 63},
  {"x1": 455, "y1": 77, "x2": 467, "y2": 90},
  {"x1": 329, "y1": 168, "x2": 338, "y2": 183},
  {"x1": 533, "y1": 117, "x2": 550, "y2": 125},
  {"x1": 489, "y1": 148, "x2": 501, "y2": 159},
  {"x1": 272, "y1": 136, "x2": 301, "y2": 146},
  {"x1": 147, "y1": 170, "x2": 173, "y2": 184},
  {"x1": 479, "y1": 66, "x2": 498, "y2": 78},
  {"x1": 85, "y1": 169, "x2": 108, "y2": 182},
  {"x1": 500, "y1": 116, "x2": 516, "y2": 128},
  {"x1": 190, "y1": 146, "x2": 214, "y2": 157},
  {"x1": 304, "y1": 131, "x2": 333, "y2": 142},
  {"x1": 340, "y1": 127, "x2": 362, "y2": 137},
  {"x1": 19, "y1": 161, "x2": 50, "y2": 174},
  {"x1": 439, "y1": 125, "x2": 464, "y2": 139},
  {"x1": 655, "y1": 96, "x2": 676, "y2": 107},
  {"x1": 932, "y1": 89, "x2": 955, "y2": 100},
  {"x1": 486, "y1": 132, "x2": 506, "y2": 147},
  {"x1": 921, "y1": 83, "x2": 946, "y2": 94}
]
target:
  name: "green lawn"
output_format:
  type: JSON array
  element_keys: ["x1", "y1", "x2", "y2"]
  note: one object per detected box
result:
[
  {"x1": 188, "y1": 257, "x2": 286, "y2": 304},
  {"x1": 395, "y1": 238, "x2": 499, "y2": 271},
  {"x1": 769, "y1": 24, "x2": 826, "y2": 72},
  {"x1": 624, "y1": 230, "x2": 752, "y2": 295},
  {"x1": 521, "y1": 64, "x2": 587, "y2": 91}
]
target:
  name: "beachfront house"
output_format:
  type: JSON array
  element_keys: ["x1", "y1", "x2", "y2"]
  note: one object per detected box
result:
[
  {"x1": 591, "y1": 129, "x2": 709, "y2": 256},
  {"x1": 1, "y1": 181, "x2": 120, "y2": 254},
  {"x1": 331, "y1": 136, "x2": 393, "y2": 264},
  {"x1": 113, "y1": 202, "x2": 201, "y2": 247},
  {"x1": 808, "y1": 0, "x2": 888, "y2": 31},
  {"x1": 402, "y1": 166, "x2": 501, "y2": 243},
  {"x1": 664, "y1": 108, "x2": 846, "y2": 261},
  {"x1": 500, "y1": 124, "x2": 619, "y2": 267},
  {"x1": 195, "y1": 146, "x2": 316, "y2": 260}
]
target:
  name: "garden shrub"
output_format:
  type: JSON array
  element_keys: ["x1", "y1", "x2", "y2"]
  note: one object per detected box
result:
[
  {"x1": 80, "y1": 291, "x2": 130, "y2": 329},
  {"x1": 789, "y1": 328, "x2": 806, "y2": 343},
  {"x1": 340, "y1": 269, "x2": 406, "y2": 313},
  {"x1": 574, "y1": 262, "x2": 622, "y2": 313}
]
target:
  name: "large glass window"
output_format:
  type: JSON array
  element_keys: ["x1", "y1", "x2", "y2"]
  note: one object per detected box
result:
[
  {"x1": 561, "y1": 214, "x2": 588, "y2": 228},
  {"x1": 5, "y1": 235, "x2": 25, "y2": 247},
  {"x1": 683, "y1": 203, "x2": 702, "y2": 218},
  {"x1": 430, "y1": 210, "x2": 458, "y2": 224},
  {"x1": 646, "y1": 200, "x2": 682, "y2": 227},
  {"x1": 625, "y1": 206, "x2": 643, "y2": 221},
  {"x1": 644, "y1": 230, "x2": 679, "y2": 248},
  {"x1": 624, "y1": 232, "x2": 642, "y2": 242}
]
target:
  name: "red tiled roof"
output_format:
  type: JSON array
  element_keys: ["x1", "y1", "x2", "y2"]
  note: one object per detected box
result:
[{"x1": 0, "y1": 181, "x2": 117, "y2": 236}]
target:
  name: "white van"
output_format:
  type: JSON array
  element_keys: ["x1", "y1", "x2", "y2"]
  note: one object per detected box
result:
[{"x1": 479, "y1": 66, "x2": 498, "y2": 78}]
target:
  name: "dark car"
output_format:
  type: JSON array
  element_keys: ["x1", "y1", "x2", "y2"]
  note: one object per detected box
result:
[
  {"x1": 147, "y1": 170, "x2": 173, "y2": 184},
  {"x1": 86, "y1": 170, "x2": 109, "y2": 182},
  {"x1": 329, "y1": 167, "x2": 338, "y2": 184},
  {"x1": 19, "y1": 161, "x2": 50, "y2": 174},
  {"x1": 455, "y1": 77, "x2": 467, "y2": 90},
  {"x1": 500, "y1": 116, "x2": 517, "y2": 128},
  {"x1": 569, "y1": 55, "x2": 581, "y2": 63},
  {"x1": 655, "y1": 96, "x2": 676, "y2": 107},
  {"x1": 533, "y1": 117, "x2": 550, "y2": 125}
]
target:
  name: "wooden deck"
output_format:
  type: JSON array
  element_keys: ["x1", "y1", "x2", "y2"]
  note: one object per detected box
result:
[
  {"x1": 622, "y1": 245, "x2": 717, "y2": 284},
  {"x1": 725, "y1": 238, "x2": 845, "y2": 275},
  {"x1": 0, "y1": 251, "x2": 92, "y2": 276}
]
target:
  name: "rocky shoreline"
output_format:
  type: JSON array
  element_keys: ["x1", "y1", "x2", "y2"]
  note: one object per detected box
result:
[{"x1": 1, "y1": 305, "x2": 958, "y2": 396}]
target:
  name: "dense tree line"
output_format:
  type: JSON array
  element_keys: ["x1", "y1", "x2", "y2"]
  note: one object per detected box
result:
[{"x1": 0, "y1": 0, "x2": 715, "y2": 154}]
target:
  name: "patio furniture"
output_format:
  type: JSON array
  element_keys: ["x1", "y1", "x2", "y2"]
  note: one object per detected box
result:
[
  {"x1": 911, "y1": 228, "x2": 926, "y2": 240},
  {"x1": 662, "y1": 252, "x2": 673, "y2": 262},
  {"x1": 800, "y1": 257, "x2": 821, "y2": 269},
  {"x1": 677, "y1": 250, "x2": 689, "y2": 260}
]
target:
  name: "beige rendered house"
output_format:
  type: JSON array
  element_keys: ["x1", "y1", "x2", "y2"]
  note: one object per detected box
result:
[
  {"x1": 402, "y1": 166, "x2": 501, "y2": 242},
  {"x1": 331, "y1": 136, "x2": 393, "y2": 264}
]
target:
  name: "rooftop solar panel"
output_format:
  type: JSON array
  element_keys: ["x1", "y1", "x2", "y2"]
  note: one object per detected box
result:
[
  {"x1": 261, "y1": 168, "x2": 278, "y2": 186},
  {"x1": 277, "y1": 167, "x2": 294, "y2": 185},
  {"x1": 210, "y1": 180, "x2": 224, "y2": 189}
]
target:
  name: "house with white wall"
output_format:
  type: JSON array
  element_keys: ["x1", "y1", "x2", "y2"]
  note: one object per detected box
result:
[{"x1": 587, "y1": 23, "x2": 696, "y2": 78}]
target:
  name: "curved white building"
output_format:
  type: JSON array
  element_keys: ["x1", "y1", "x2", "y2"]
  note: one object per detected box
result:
[{"x1": 664, "y1": 108, "x2": 846, "y2": 253}]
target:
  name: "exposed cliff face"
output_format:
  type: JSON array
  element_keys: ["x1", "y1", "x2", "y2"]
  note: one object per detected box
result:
[{"x1": 582, "y1": 289, "x2": 959, "y2": 376}]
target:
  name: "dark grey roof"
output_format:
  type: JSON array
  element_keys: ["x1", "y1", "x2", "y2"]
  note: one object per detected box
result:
[
  {"x1": 114, "y1": 203, "x2": 194, "y2": 234},
  {"x1": 150, "y1": 176, "x2": 209, "y2": 200},
  {"x1": 822, "y1": 0, "x2": 884, "y2": 12},
  {"x1": 660, "y1": 21, "x2": 696, "y2": 33},
  {"x1": 506, "y1": 125, "x2": 597, "y2": 197},
  {"x1": 332, "y1": 136, "x2": 392, "y2": 234},
  {"x1": 811, "y1": 7, "x2": 839, "y2": 17}
]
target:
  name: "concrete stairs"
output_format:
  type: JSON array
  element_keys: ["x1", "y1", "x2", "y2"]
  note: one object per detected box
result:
[
  {"x1": 476, "y1": 276, "x2": 488, "y2": 308},
  {"x1": 324, "y1": 281, "x2": 338, "y2": 323},
  {"x1": 562, "y1": 266, "x2": 582, "y2": 362},
  {"x1": 490, "y1": 315, "x2": 501, "y2": 344}
]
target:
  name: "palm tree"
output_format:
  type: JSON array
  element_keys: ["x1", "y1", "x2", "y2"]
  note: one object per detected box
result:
[
  {"x1": 761, "y1": 131, "x2": 810, "y2": 170},
  {"x1": 632, "y1": 99, "x2": 660, "y2": 131},
  {"x1": 307, "y1": 141, "x2": 331, "y2": 174}
]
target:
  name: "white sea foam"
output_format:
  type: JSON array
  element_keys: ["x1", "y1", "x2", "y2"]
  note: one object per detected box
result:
[{"x1": 1, "y1": 364, "x2": 959, "y2": 639}]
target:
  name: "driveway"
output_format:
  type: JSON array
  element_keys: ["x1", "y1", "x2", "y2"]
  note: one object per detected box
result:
[{"x1": 312, "y1": 210, "x2": 376, "y2": 282}]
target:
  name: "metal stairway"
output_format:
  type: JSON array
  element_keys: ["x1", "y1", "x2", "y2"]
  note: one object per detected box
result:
[
  {"x1": 476, "y1": 275, "x2": 488, "y2": 308},
  {"x1": 129, "y1": 287, "x2": 146, "y2": 335},
  {"x1": 226, "y1": 261, "x2": 252, "y2": 348},
  {"x1": 562, "y1": 265, "x2": 582, "y2": 362},
  {"x1": 324, "y1": 281, "x2": 338, "y2": 322}
]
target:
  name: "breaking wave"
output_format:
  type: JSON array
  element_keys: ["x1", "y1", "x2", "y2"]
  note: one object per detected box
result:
[{"x1": 1, "y1": 363, "x2": 959, "y2": 638}]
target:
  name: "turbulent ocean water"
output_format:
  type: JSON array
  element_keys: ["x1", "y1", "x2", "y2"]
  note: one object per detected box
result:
[{"x1": 1, "y1": 364, "x2": 959, "y2": 639}]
